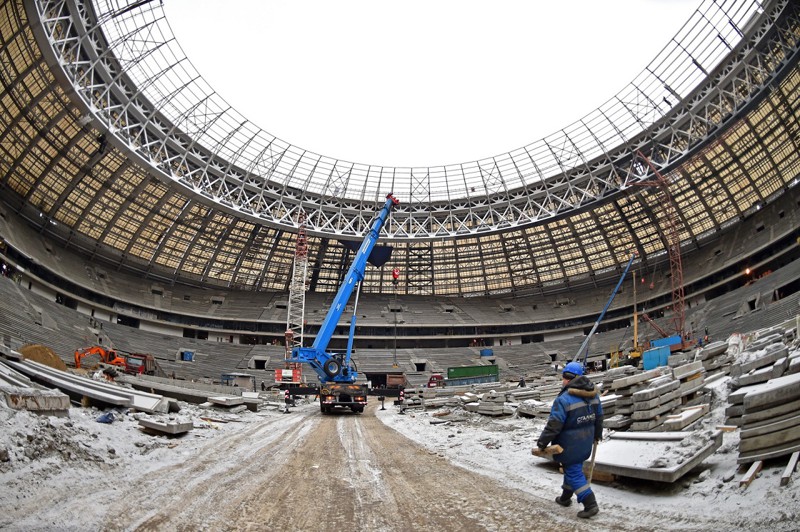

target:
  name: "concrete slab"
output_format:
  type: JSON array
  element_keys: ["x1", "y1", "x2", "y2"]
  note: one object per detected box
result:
[
  {"x1": 633, "y1": 388, "x2": 681, "y2": 411},
  {"x1": 590, "y1": 429, "x2": 723, "y2": 483},
  {"x1": 208, "y1": 396, "x2": 245, "y2": 407},
  {"x1": 611, "y1": 369, "x2": 667, "y2": 390},
  {"x1": 1, "y1": 386, "x2": 70, "y2": 415},
  {"x1": 662, "y1": 404, "x2": 709, "y2": 431},
  {"x1": 736, "y1": 366, "x2": 774, "y2": 388},
  {"x1": 737, "y1": 438, "x2": 800, "y2": 464},
  {"x1": 630, "y1": 397, "x2": 681, "y2": 421},
  {"x1": 632, "y1": 379, "x2": 680, "y2": 402},
  {"x1": 673, "y1": 361, "x2": 704, "y2": 380},
  {"x1": 739, "y1": 414, "x2": 800, "y2": 453},
  {"x1": 741, "y1": 397, "x2": 800, "y2": 426},
  {"x1": 732, "y1": 345, "x2": 788, "y2": 378},
  {"x1": 138, "y1": 418, "x2": 193, "y2": 435},
  {"x1": 743, "y1": 372, "x2": 800, "y2": 410}
]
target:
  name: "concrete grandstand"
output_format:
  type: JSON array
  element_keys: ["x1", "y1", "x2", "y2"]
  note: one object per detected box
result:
[{"x1": 0, "y1": 0, "x2": 799, "y2": 386}]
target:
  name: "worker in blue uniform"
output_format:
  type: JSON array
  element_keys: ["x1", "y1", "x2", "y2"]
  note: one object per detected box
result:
[{"x1": 536, "y1": 361, "x2": 603, "y2": 518}]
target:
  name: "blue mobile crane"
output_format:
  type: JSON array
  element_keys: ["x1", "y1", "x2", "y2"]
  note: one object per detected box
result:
[{"x1": 289, "y1": 193, "x2": 399, "y2": 414}]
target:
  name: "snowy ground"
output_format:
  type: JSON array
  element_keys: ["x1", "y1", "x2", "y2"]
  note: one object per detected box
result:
[
  {"x1": 376, "y1": 375, "x2": 800, "y2": 531},
  {"x1": 0, "y1": 369, "x2": 798, "y2": 530}
]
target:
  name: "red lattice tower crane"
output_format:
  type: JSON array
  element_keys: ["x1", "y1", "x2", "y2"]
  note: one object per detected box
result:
[
  {"x1": 633, "y1": 150, "x2": 693, "y2": 349},
  {"x1": 280, "y1": 209, "x2": 308, "y2": 384}
]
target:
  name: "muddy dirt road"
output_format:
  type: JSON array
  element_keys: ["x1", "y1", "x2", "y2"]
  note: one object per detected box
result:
[{"x1": 95, "y1": 404, "x2": 585, "y2": 532}]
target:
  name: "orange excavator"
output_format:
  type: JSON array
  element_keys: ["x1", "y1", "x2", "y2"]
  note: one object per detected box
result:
[{"x1": 74, "y1": 346, "x2": 127, "y2": 370}]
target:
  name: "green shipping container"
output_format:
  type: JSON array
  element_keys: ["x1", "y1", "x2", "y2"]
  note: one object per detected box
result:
[{"x1": 447, "y1": 364, "x2": 499, "y2": 379}]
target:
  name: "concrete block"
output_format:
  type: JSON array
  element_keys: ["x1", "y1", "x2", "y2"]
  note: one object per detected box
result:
[
  {"x1": 736, "y1": 366, "x2": 774, "y2": 388},
  {"x1": 138, "y1": 418, "x2": 193, "y2": 435},
  {"x1": 771, "y1": 357, "x2": 789, "y2": 379},
  {"x1": 632, "y1": 379, "x2": 680, "y2": 402},
  {"x1": 633, "y1": 388, "x2": 681, "y2": 411},
  {"x1": 667, "y1": 353, "x2": 687, "y2": 367},
  {"x1": 743, "y1": 372, "x2": 800, "y2": 411},
  {"x1": 673, "y1": 361, "x2": 704, "y2": 380},
  {"x1": 208, "y1": 396, "x2": 244, "y2": 407},
  {"x1": 662, "y1": 404, "x2": 709, "y2": 431},
  {"x1": 2, "y1": 387, "x2": 70, "y2": 415},
  {"x1": 604, "y1": 415, "x2": 633, "y2": 429},
  {"x1": 677, "y1": 377, "x2": 705, "y2": 397},
  {"x1": 611, "y1": 369, "x2": 666, "y2": 390},
  {"x1": 630, "y1": 397, "x2": 681, "y2": 421},
  {"x1": 731, "y1": 346, "x2": 788, "y2": 378},
  {"x1": 630, "y1": 417, "x2": 666, "y2": 431}
]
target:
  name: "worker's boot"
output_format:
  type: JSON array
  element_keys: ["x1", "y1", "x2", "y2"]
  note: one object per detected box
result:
[
  {"x1": 555, "y1": 489, "x2": 573, "y2": 507},
  {"x1": 577, "y1": 493, "x2": 599, "y2": 518}
]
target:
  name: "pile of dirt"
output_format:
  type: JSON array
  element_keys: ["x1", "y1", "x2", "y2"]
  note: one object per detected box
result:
[{"x1": 18, "y1": 344, "x2": 67, "y2": 371}]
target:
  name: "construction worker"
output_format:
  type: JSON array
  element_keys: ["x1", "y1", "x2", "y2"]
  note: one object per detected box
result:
[
  {"x1": 536, "y1": 361, "x2": 603, "y2": 519},
  {"x1": 283, "y1": 389, "x2": 291, "y2": 413}
]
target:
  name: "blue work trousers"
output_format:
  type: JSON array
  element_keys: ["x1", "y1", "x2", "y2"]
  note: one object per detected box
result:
[{"x1": 562, "y1": 462, "x2": 593, "y2": 503}]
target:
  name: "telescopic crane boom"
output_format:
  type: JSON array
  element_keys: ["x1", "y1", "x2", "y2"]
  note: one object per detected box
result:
[
  {"x1": 572, "y1": 253, "x2": 636, "y2": 367},
  {"x1": 290, "y1": 194, "x2": 399, "y2": 398}
]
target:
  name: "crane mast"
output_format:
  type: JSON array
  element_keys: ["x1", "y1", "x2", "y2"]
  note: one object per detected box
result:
[
  {"x1": 285, "y1": 209, "x2": 308, "y2": 354},
  {"x1": 278, "y1": 209, "x2": 309, "y2": 386},
  {"x1": 634, "y1": 151, "x2": 691, "y2": 347}
]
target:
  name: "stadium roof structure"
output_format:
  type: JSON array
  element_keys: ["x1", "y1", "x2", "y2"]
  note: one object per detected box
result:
[{"x1": 0, "y1": 0, "x2": 799, "y2": 296}]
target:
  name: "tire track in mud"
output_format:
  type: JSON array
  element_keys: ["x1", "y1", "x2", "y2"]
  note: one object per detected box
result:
[
  {"x1": 101, "y1": 411, "x2": 315, "y2": 531},
  {"x1": 101, "y1": 404, "x2": 604, "y2": 531}
]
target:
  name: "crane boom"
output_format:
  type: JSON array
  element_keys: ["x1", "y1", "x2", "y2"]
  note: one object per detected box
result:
[
  {"x1": 572, "y1": 253, "x2": 636, "y2": 366},
  {"x1": 290, "y1": 194, "x2": 399, "y2": 385}
]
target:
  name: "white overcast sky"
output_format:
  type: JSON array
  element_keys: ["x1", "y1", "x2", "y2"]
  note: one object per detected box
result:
[{"x1": 164, "y1": 0, "x2": 698, "y2": 167}]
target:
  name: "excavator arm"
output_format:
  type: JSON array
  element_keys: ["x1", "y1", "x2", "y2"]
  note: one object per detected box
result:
[{"x1": 74, "y1": 346, "x2": 126, "y2": 369}]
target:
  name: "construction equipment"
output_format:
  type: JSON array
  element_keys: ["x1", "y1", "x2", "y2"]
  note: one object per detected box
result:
[
  {"x1": 632, "y1": 151, "x2": 694, "y2": 351},
  {"x1": 74, "y1": 346, "x2": 126, "y2": 370},
  {"x1": 275, "y1": 367, "x2": 302, "y2": 385},
  {"x1": 124, "y1": 353, "x2": 156, "y2": 376},
  {"x1": 281, "y1": 209, "x2": 309, "y2": 388},
  {"x1": 427, "y1": 364, "x2": 500, "y2": 387},
  {"x1": 572, "y1": 253, "x2": 636, "y2": 366},
  {"x1": 289, "y1": 193, "x2": 399, "y2": 414}
]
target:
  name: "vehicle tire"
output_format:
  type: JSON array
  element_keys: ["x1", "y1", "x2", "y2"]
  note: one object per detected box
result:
[
  {"x1": 320, "y1": 404, "x2": 329, "y2": 414},
  {"x1": 323, "y1": 359, "x2": 341, "y2": 377}
]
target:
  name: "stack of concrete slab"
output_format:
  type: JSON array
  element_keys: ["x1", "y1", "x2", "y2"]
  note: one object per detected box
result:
[
  {"x1": 661, "y1": 404, "x2": 710, "y2": 431},
  {"x1": 401, "y1": 387, "x2": 429, "y2": 407},
  {"x1": 730, "y1": 341, "x2": 790, "y2": 392},
  {"x1": 507, "y1": 387, "x2": 543, "y2": 402},
  {"x1": 1, "y1": 357, "x2": 170, "y2": 413},
  {"x1": 600, "y1": 393, "x2": 617, "y2": 417},
  {"x1": 608, "y1": 368, "x2": 670, "y2": 416},
  {"x1": 672, "y1": 361, "x2": 708, "y2": 407},
  {"x1": 736, "y1": 372, "x2": 800, "y2": 464},
  {"x1": 477, "y1": 390, "x2": 509, "y2": 416},
  {"x1": 421, "y1": 396, "x2": 453, "y2": 409},
  {"x1": 0, "y1": 351, "x2": 70, "y2": 416},
  {"x1": 692, "y1": 340, "x2": 732, "y2": 376},
  {"x1": 629, "y1": 375, "x2": 681, "y2": 431},
  {"x1": 516, "y1": 398, "x2": 552, "y2": 419},
  {"x1": 535, "y1": 381, "x2": 563, "y2": 403}
]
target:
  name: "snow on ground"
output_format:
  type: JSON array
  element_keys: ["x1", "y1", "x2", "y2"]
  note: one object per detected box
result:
[
  {"x1": 376, "y1": 374, "x2": 800, "y2": 531},
  {"x1": 0, "y1": 364, "x2": 799, "y2": 530}
]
